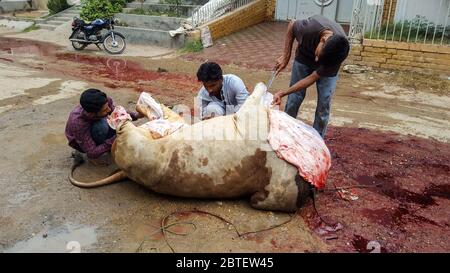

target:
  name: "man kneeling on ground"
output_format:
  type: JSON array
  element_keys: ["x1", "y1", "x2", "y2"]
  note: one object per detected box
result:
[
  {"x1": 65, "y1": 88, "x2": 143, "y2": 166},
  {"x1": 196, "y1": 62, "x2": 249, "y2": 120}
]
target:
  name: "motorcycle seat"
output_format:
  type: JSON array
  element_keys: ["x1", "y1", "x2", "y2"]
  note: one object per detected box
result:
[{"x1": 74, "y1": 18, "x2": 87, "y2": 26}]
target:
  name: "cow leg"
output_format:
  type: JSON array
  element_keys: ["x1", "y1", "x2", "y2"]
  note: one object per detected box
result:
[
  {"x1": 238, "y1": 82, "x2": 267, "y2": 110},
  {"x1": 235, "y1": 83, "x2": 269, "y2": 140}
]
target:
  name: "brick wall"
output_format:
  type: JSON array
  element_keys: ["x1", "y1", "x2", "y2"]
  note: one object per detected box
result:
[
  {"x1": 204, "y1": 0, "x2": 274, "y2": 40},
  {"x1": 347, "y1": 39, "x2": 450, "y2": 75},
  {"x1": 266, "y1": 0, "x2": 276, "y2": 21}
]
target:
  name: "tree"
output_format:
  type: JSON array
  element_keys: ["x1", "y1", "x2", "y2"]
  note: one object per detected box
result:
[
  {"x1": 47, "y1": 0, "x2": 70, "y2": 15},
  {"x1": 80, "y1": 0, "x2": 124, "y2": 21}
]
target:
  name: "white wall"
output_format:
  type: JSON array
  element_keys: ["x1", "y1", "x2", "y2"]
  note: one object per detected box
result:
[
  {"x1": 33, "y1": 0, "x2": 48, "y2": 10},
  {"x1": 275, "y1": 0, "x2": 355, "y2": 23},
  {"x1": 395, "y1": 0, "x2": 450, "y2": 26},
  {"x1": 0, "y1": 0, "x2": 31, "y2": 13}
]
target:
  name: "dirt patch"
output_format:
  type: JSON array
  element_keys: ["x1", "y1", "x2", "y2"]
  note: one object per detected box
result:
[
  {"x1": 300, "y1": 126, "x2": 450, "y2": 253},
  {"x1": 0, "y1": 37, "x2": 200, "y2": 107},
  {"x1": 0, "y1": 37, "x2": 59, "y2": 57}
]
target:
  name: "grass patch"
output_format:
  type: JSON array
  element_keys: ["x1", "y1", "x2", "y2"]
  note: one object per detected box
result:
[
  {"x1": 126, "y1": 8, "x2": 184, "y2": 17},
  {"x1": 22, "y1": 24, "x2": 40, "y2": 32},
  {"x1": 367, "y1": 70, "x2": 450, "y2": 95},
  {"x1": 179, "y1": 40, "x2": 203, "y2": 53},
  {"x1": 364, "y1": 16, "x2": 450, "y2": 44},
  {"x1": 391, "y1": 71, "x2": 450, "y2": 94}
]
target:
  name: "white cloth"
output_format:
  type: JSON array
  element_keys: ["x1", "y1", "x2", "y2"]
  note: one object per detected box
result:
[
  {"x1": 169, "y1": 22, "x2": 195, "y2": 37},
  {"x1": 140, "y1": 119, "x2": 186, "y2": 139}
]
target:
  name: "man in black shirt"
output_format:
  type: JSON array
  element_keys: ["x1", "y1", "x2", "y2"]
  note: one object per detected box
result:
[{"x1": 272, "y1": 15, "x2": 350, "y2": 138}]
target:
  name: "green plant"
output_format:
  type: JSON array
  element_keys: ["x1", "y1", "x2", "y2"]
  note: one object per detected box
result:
[
  {"x1": 365, "y1": 16, "x2": 450, "y2": 44},
  {"x1": 47, "y1": 0, "x2": 70, "y2": 15},
  {"x1": 111, "y1": 0, "x2": 127, "y2": 9},
  {"x1": 80, "y1": 0, "x2": 125, "y2": 21},
  {"x1": 160, "y1": 0, "x2": 183, "y2": 17},
  {"x1": 137, "y1": 0, "x2": 145, "y2": 9},
  {"x1": 22, "y1": 23, "x2": 40, "y2": 32},
  {"x1": 160, "y1": 0, "x2": 181, "y2": 4},
  {"x1": 179, "y1": 40, "x2": 203, "y2": 53},
  {"x1": 126, "y1": 8, "x2": 180, "y2": 17}
]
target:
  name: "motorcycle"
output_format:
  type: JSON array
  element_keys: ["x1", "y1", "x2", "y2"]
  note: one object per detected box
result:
[{"x1": 69, "y1": 17, "x2": 126, "y2": 55}]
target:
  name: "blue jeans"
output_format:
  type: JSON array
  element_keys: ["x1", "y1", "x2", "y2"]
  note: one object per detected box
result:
[
  {"x1": 285, "y1": 60, "x2": 338, "y2": 138},
  {"x1": 91, "y1": 118, "x2": 115, "y2": 145}
]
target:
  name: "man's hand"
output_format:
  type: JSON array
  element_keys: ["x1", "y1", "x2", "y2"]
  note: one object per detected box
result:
[
  {"x1": 202, "y1": 114, "x2": 215, "y2": 121},
  {"x1": 272, "y1": 91, "x2": 285, "y2": 106},
  {"x1": 274, "y1": 55, "x2": 288, "y2": 76}
]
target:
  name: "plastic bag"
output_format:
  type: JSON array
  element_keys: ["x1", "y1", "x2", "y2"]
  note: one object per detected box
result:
[
  {"x1": 136, "y1": 92, "x2": 163, "y2": 120},
  {"x1": 139, "y1": 120, "x2": 186, "y2": 139},
  {"x1": 136, "y1": 91, "x2": 186, "y2": 139},
  {"x1": 200, "y1": 26, "x2": 213, "y2": 48}
]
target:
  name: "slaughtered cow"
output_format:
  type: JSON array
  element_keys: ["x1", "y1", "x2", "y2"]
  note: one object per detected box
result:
[{"x1": 69, "y1": 83, "x2": 331, "y2": 212}]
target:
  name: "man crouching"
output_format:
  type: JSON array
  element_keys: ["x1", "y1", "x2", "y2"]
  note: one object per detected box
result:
[
  {"x1": 65, "y1": 89, "x2": 142, "y2": 166},
  {"x1": 196, "y1": 62, "x2": 249, "y2": 120}
]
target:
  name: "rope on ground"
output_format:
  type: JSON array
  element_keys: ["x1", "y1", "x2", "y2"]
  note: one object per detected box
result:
[
  {"x1": 155, "y1": 208, "x2": 295, "y2": 253},
  {"x1": 310, "y1": 189, "x2": 336, "y2": 227},
  {"x1": 135, "y1": 219, "x2": 197, "y2": 253}
]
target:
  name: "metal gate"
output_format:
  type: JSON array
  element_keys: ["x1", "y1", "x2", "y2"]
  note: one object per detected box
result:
[
  {"x1": 349, "y1": 0, "x2": 450, "y2": 45},
  {"x1": 275, "y1": 0, "x2": 355, "y2": 24}
]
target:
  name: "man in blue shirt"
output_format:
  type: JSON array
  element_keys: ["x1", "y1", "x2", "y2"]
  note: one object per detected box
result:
[{"x1": 196, "y1": 62, "x2": 249, "y2": 120}]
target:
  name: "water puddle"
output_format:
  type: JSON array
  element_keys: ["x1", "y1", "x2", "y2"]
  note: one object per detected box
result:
[{"x1": 5, "y1": 224, "x2": 97, "y2": 253}]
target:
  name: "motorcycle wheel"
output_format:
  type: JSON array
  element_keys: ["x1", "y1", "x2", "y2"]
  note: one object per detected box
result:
[
  {"x1": 103, "y1": 32, "x2": 126, "y2": 55},
  {"x1": 71, "y1": 30, "x2": 88, "y2": 51}
]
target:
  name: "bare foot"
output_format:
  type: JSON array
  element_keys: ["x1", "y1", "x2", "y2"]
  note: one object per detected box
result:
[{"x1": 71, "y1": 150, "x2": 84, "y2": 160}]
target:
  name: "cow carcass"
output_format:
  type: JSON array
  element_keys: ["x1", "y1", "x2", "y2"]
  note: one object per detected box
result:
[{"x1": 70, "y1": 83, "x2": 331, "y2": 212}]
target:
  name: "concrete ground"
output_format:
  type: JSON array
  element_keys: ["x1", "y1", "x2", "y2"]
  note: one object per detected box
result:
[
  {"x1": 1, "y1": 20, "x2": 175, "y2": 58},
  {"x1": 0, "y1": 22, "x2": 449, "y2": 253}
]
